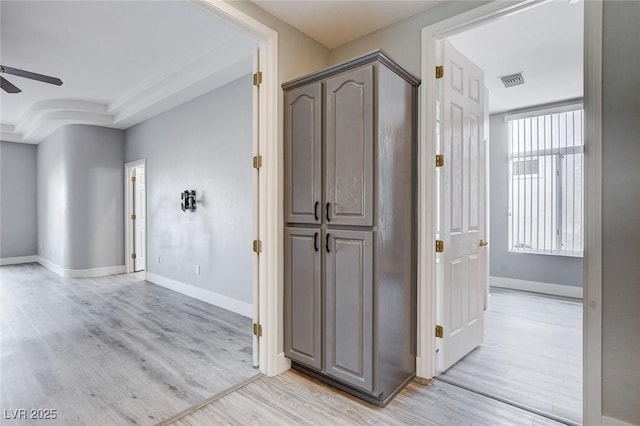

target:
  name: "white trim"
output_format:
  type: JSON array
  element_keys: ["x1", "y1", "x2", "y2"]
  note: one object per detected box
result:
[
  {"x1": 124, "y1": 159, "x2": 146, "y2": 274},
  {"x1": 276, "y1": 352, "x2": 291, "y2": 373},
  {"x1": 37, "y1": 256, "x2": 125, "y2": 278},
  {"x1": 37, "y1": 256, "x2": 65, "y2": 276},
  {"x1": 602, "y1": 416, "x2": 639, "y2": 426},
  {"x1": 195, "y1": 0, "x2": 282, "y2": 377},
  {"x1": 584, "y1": 0, "x2": 603, "y2": 424},
  {"x1": 251, "y1": 47, "x2": 261, "y2": 368},
  {"x1": 0, "y1": 255, "x2": 39, "y2": 266},
  {"x1": 490, "y1": 276, "x2": 583, "y2": 299},
  {"x1": 145, "y1": 272, "x2": 252, "y2": 318},
  {"x1": 419, "y1": 1, "x2": 602, "y2": 424}
]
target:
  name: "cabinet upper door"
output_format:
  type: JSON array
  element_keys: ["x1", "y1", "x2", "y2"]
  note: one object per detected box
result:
[
  {"x1": 284, "y1": 227, "x2": 322, "y2": 369},
  {"x1": 325, "y1": 229, "x2": 373, "y2": 392},
  {"x1": 325, "y1": 65, "x2": 374, "y2": 227},
  {"x1": 284, "y1": 83, "x2": 322, "y2": 224}
]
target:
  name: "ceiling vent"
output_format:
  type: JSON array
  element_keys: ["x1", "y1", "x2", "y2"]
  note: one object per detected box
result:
[{"x1": 500, "y1": 73, "x2": 525, "y2": 88}]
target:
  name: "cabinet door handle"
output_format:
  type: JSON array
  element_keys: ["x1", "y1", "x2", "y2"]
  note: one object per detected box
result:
[
  {"x1": 314, "y1": 232, "x2": 319, "y2": 252},
  {"x1": 326, "y1": 202, "x2": 331, "y2": 222},
  {"x1": 314, "y1": 201, "x2": 319, "y2": 221},
  {"x1": 326, "y1": 233, "x2": 331, "y2": 253}
]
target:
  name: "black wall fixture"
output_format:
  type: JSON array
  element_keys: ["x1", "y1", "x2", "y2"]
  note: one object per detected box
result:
[{"x1": 181, "y1": 190, "x2": 196, "y2": 212}]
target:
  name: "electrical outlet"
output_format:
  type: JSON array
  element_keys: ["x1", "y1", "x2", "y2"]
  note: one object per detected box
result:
[{"x1": 195, "y1": 265, "x2": 200, "y2": 275}]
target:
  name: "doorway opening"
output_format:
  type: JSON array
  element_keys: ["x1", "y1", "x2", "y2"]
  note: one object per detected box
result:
[
  {"x1": 125, "y1": 159, "x2": 146, "y2": 274},
  {"x1": 419, "y1": 0, "x2": 602, "y2": 425}
]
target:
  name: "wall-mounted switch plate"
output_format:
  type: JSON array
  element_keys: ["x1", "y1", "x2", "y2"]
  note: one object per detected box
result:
[
  {"x1": 157, "y1": 256, "x2": 161, "y2": 264},
  {"x1": 195, "y1": 265, "x2": 200, "y2": 275}
]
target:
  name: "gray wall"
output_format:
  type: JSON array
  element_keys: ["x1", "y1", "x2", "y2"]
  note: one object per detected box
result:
[
  {"x1": 601, "y1": 1, "x2": 640, "y2": 423},
  {"x1": 37, "y1": 125, "x2": 125, "y2": 270},
  {"x1": 489, "y1": 113, "x2": 583, "y2": 287},
  {"x1": 125, "y1": 75, "x2": 253, "y2": 305},
  {"x1": 0, "y1": 141, "x2": 38, "y2": 258},
  {"x1": 329, "y1": 1, "x2": 489, "y2": 75}
]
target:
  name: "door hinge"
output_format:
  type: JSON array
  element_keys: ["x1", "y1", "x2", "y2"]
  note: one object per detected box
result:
[
  {"x1": 253, "y1": 323, "x2": 262, "y2": 337},
  {"x1": 130, "y1": 214, "x2": 136, "y2": 220},
  {"x1": 435, "y1": 65, "x2": 444, "y2": 79},
  {"x1": 131, "y1": 253, "x2": 137, "y2": 259},
  {"x1": 435, "y1": 240, "x2": 444, "y2": 253},
  {"x1": 253, "y1": 240, "x2": 262, "y2": 253},
  {"x1": 435, "y1": 324, "x2": 444, "y2": 338},
  {"x1": 435, "y1": 154, "x2": 444, "y2": 167},
  {"x1": 253, "y1": 71, "x2": 262, "y2": 86},
  {"x1": 131, "y1": 176, "x2": 136, "y2": 183},
  {"x1": 253, "y1": 155, "x2": 263, "y2": 169}
]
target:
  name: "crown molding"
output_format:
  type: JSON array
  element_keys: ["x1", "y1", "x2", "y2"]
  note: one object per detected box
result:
[
  {"x1": 1, "y1": 124, "x2": 24, "y2": 143},
  {"x1": 1, "y1": 33, "x2": 255, "y2": 144}
]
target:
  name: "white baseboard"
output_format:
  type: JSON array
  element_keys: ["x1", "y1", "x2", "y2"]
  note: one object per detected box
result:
[
  {"x1": 0, "y1": 255, "x2": 39, "y2": 265},
  {"x1": 37, "y1": 256, "x2": 125, "y2": 278},
  {"x1": 145, "y1": 272, "x2": 252, "y2": 318},
  {"x1": 490, "y1": 276, "x2": 583, "y2": 299},
  {"x1": 275, "y1": 352, "x2": 292, "y2": 376},
  {"x1": 603, "y1": 415, "x2": 639, "y2": 426}
]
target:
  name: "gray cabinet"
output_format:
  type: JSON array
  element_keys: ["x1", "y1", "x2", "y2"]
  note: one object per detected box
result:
[{"x1": 283, "y1": 50, "x2": 419, "y2": 407}]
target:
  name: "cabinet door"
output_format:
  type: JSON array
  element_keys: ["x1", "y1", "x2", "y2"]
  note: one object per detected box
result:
[
  {"x1": 284, "y1": 227, "x2": 322, "y2": 369},
  {"x1": 325, "y1": 65, "x2": 374, "y2": 227},
  {"x1": 325, "y1": 229, "x2": 373, "y2": 391},
  {"x1": 284, "y1": 83, "x2": 322, "y2": 224}
]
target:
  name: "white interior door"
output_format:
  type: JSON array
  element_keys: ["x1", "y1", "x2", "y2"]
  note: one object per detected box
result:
[
  {"x1": 436, "y1": 39, "x2": 487, "y2": 372},
  {"x1": 134, "y1": 166, "x2": 146, "y2": 272}
]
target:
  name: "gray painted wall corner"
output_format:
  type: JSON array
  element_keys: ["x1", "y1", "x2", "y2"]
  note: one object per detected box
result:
[
  {"x1": 601, "y1": 1, "x2": 640, "y2": 423},
  {"x1": 37, "y1": 125, "x2": 125, "y2": 270}
]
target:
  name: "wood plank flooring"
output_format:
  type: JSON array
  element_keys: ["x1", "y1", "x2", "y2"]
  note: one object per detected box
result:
[
  {"x1": 0, "y1": 263, "x2": 259, "y2": 425},
  {"x1": 438, "y1": 288, "x2": 582, "y2": 425},
  {"x1": 171, "y1": 369, "x2": 565, "y2": 426}
]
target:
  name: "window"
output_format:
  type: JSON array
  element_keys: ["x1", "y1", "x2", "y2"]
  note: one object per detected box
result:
[{"x1": 508, "y1": 107, "x2": 584, "y2": 256}]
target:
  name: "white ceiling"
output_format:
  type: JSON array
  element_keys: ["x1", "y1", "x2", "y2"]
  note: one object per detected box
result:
[
  {"x1": 0, "y1": 1, "x2": 258, "y2": 143},
  {"x1": 448, "y1": 0, "x2": 583, "y2": 114},
  {"x1": 253, "y1": 0, "x2": 445, "y2": 49}
]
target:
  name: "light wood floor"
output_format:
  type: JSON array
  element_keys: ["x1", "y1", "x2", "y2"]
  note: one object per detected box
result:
[
  {"x1": 171, "y1": 288, "x2": 580, "y2": 426},
  {"x1": 438, "y1": 288, "x2": 582, "y2": 425},
  {"x1": 171, "y1": 369, "x2": 564, "y2": 425},
  {"x1": 0, "y1": 263, "x2": 259, "y2": 425}
]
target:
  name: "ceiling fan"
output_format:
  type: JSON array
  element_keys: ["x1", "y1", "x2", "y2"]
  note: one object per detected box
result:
[{"x1": 0, "y1": 65, "x2": 63, "y2": 94}]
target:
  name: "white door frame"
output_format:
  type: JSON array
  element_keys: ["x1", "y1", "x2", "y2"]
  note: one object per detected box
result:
[
  {"x1": 418, "y1": 1, "x2": 602, "y2": 424},
  {"x1": 194, "y1": 0, "x2": 282, "y2": 377},
  {"x1": 124, "y1": 159, "x2": 146, "y2": 274}
]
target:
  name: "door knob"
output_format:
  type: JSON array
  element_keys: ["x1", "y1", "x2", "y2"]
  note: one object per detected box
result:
[{"x1": 479, "y1": 239, "x2": 489, "y2": 247}]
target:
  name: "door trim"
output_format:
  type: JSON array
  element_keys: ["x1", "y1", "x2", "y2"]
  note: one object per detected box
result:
[
  {"x1": 195, "y1": 0, "x2": 282, "y2": 377},
  {"x1": 418, "y1": 1, "x2": 602, "y2": 425},
  {"x1": 124, "y1": 159, "x2": 146, "y2": 274}
]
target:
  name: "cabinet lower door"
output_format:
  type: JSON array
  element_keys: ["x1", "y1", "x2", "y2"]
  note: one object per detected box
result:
[
  {"x1": 284, "y1": 227, "x2": 322, "y2": 369},
  {"x1": 325, "y1": 229, "x2": 373, "y2": 392}
]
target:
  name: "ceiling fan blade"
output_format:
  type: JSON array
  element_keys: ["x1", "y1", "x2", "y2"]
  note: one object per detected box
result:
[
  {"x1": 0, "y1": 76, "x2": 22, "y2": 93},
  {"x1": 0, "y1": 65, "x2": 63, "y2": 86}
]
